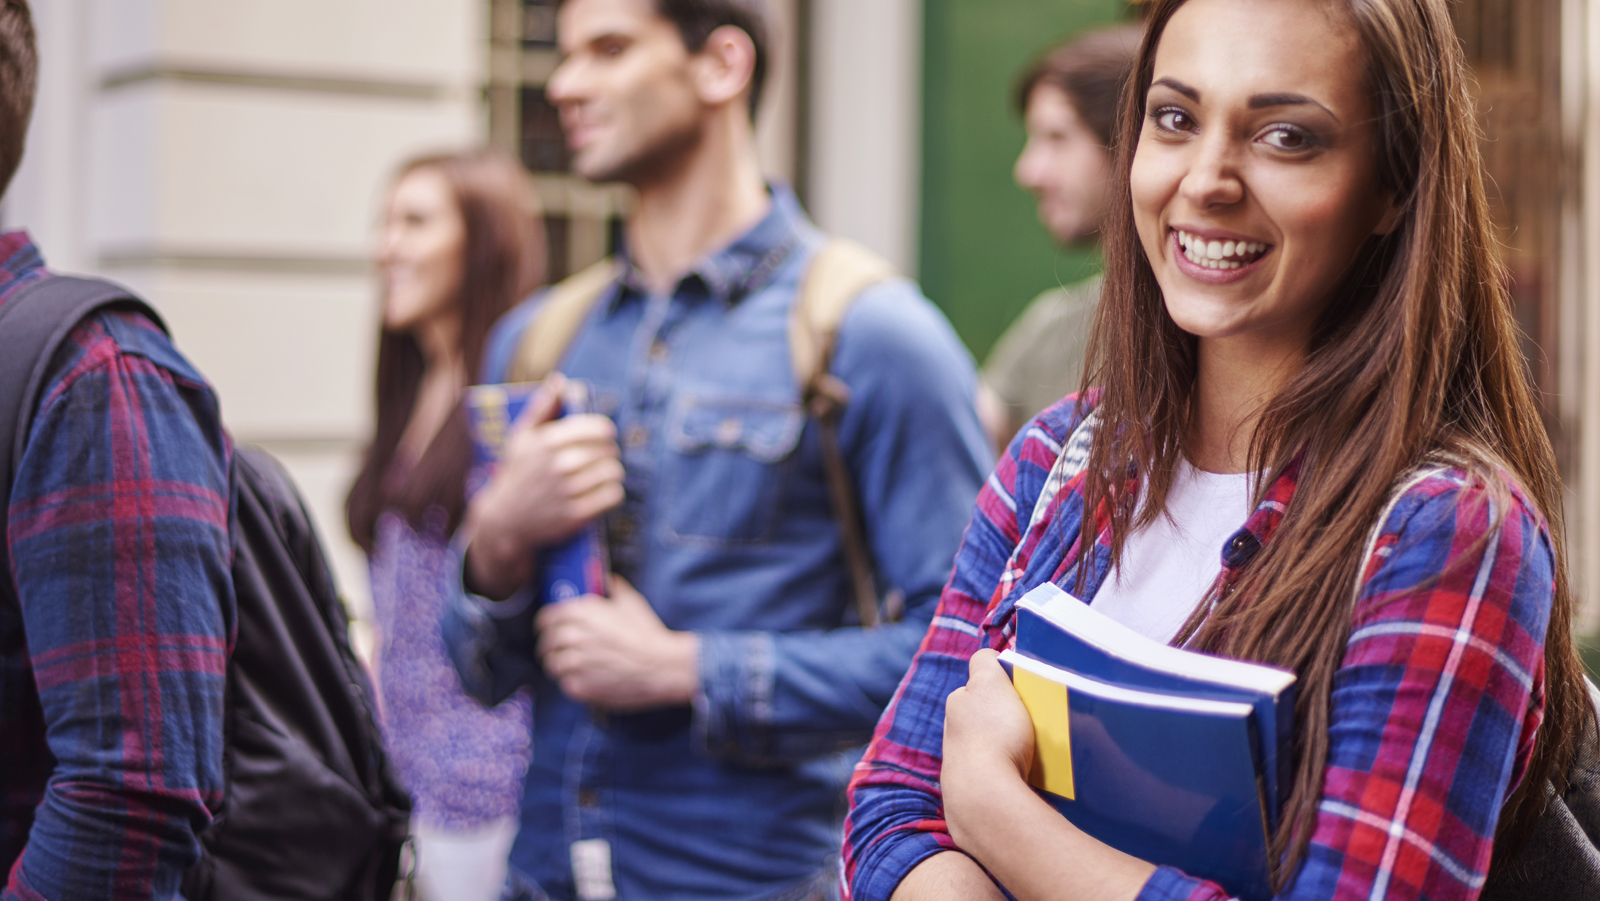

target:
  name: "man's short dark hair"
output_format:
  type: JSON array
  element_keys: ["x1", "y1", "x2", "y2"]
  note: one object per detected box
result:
[
  {"x1": 562, "y1": 0, "x2": 770, "y2": 118},
  {"x1": 657, "y1": 0, "x2": 770, "y2": 118},
  {"x1": 0, "y1": 0, "x2": 35, "y2": 198},
  {"x1": 1015, "y1": 24, "x2": 1141, "y2": 147}
]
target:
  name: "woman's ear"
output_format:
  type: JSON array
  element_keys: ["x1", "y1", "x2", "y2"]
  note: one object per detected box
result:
[{"x1": 690, "y1": 24, "x2": 758, "y2": 111}]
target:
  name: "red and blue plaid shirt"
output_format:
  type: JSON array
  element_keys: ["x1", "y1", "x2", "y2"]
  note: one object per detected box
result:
[
  {"x1": 843, "y1": 394, "x2": 1552, "y2": 901},
  {"x1": 0, "y1": 233, "x2": 234, "y2": 900}
]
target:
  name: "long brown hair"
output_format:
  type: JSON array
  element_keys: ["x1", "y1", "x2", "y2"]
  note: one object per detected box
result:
[
  {"x1": 345, "y1": 149, "x2": 546, "y2": 551},
  {"x1": 1081, "y1": 0, "x2": 1590, "y2": 884}
]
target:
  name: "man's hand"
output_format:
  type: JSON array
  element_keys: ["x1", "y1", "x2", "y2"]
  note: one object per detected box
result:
[
  {"x1": 536, "y1": 574, "x2": 700, "y2": 711},
  {"x1": 463, "y1": 373, "x2": 625, "y2": 599}
]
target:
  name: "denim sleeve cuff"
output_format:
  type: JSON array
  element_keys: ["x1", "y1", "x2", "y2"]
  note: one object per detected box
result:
[
  {"x1": 692, "y1": 630, "x2": 775, "y2": 761},
  {"x1": 1136, "y1": 866, "x2": 1229, "y2": 901},
  {"x1": 440, "y1": 541, "x2": 541, "y2": 707}
]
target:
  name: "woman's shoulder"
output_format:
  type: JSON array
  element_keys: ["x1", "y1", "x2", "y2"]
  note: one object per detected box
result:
[
  {"x1": 1010, "y1": 390, "x2": 1103, "y2": 460},
  {"x1": 991, "y1": 391, "x2": 1103, "y2": 529},
  {"x1": 1358, "y1": 453, "x2": 1555, "y2": 618},
  {"x1": 1375, "y1": 455, "x2": 1551, "y2": 544}
]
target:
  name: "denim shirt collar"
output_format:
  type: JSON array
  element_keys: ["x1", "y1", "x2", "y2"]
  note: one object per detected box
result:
[{"x1": 607, "y1": 183, "x2": 813, "y2": 313}]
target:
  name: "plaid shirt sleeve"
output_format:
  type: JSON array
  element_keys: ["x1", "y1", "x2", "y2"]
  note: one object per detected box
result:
[
  {"x1": 841, "y1": 409, "x2": 1071, "y2": 898},
  {"x1": 844, "y1": 424, "x2": 1552, "y2": 901},
  {"x1": 3, "y1": 311, "x2": 233, "y2": 901}
]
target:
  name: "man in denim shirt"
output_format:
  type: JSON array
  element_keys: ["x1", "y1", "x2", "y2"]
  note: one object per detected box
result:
[{"x1": 444, "y1": 1, "x2": 989, "y2": 898}]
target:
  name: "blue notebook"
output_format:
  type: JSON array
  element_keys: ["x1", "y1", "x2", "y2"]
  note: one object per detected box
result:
[
  {"x1": 1013, "y1": 583, "x2": 1296, "y2": 829},
  {"x1": 465, "y1": 380, "x2": 609, "y2": 603},
  {"x1": 999, "y1": 649, "x2": 1274, "y2": 901}
]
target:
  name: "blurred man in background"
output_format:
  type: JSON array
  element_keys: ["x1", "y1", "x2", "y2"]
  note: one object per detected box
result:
[
  {"x1": 446, "y1": 0, "x2": 988, "y2": 899},
  {"x1": 977, "y1": 24, "x2": 1141, "y2": 450}
]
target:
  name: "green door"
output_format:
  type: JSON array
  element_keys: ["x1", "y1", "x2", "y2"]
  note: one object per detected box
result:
[{"x1": 921, "y1": 0, "x2": 1131, "y2": 360}]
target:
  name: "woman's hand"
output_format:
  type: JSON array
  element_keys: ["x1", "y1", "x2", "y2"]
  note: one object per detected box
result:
[
  {"x1": 937, "y1": 648, "x2": 1156, "y2": 901},
  {"x1": 941, "y1": 648, "x2": 1036, "y2": 853}
]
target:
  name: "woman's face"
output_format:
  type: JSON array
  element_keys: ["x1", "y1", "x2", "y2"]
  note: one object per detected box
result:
[
  {"x1": 1130, "y1": 0, "x2": 1395, "y2": 358},
  {"x1": 378, "y1": 167, "x2": 466, "y2": 335}
]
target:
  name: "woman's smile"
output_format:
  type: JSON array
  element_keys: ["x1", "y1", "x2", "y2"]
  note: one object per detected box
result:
[{"x1": 1170, "y1": 227, "x2": 1273, "y2": 284}]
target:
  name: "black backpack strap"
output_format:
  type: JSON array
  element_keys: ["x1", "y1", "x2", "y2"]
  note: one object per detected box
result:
[
  {"x1": 0, "y1": 275, "x2": 165, "y2": 599},
  {"x1": 0, "y1": 275, "x2": 165, "y2": 482}
]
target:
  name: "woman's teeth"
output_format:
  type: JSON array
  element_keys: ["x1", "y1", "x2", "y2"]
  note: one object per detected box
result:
[{"x1": 1175, "y1": 230, "x2": 1269, "y2": 270}]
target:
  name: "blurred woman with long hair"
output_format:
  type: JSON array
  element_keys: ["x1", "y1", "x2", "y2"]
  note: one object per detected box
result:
[
  {"x1": 843, "y1": 0, "x2": 1594, "y2": 899},
  {"x1": 346, "y1": 149, "x2": 544, "y2": 901}
]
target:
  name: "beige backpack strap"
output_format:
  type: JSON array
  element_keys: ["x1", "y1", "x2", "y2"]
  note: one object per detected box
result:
[
  {"x1": 789, "y1": 238, "x2": 898, "y2": 397},
  {"x1": 790, "y1": 238, "x2": 899, "y2": 627},
  {"x1": 507, "y1": 257, "x2": 622, "y2": 384}
]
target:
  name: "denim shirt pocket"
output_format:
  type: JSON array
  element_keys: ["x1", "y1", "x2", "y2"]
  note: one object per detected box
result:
[{"x1": 664, "y1": 395, "x2": 805, "y2": 545}]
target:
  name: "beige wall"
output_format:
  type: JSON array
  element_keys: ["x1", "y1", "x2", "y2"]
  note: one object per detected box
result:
[{"x1": 7, "y1": 0, "x2": 484, "y2": 633}]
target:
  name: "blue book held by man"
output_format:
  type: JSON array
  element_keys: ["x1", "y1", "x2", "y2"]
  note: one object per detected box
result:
[{"x1": 465, "y1": 380, "x2": 609, "y2": 604}]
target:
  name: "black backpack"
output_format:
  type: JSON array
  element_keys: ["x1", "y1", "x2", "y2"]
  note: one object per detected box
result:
[{"x1": 0, "y1": 275, "x2": 411, "y2": 900}]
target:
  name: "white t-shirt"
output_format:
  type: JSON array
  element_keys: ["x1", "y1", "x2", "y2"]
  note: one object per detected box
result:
[{"x1": 1090, "y1": 461, "x2": 1254, "y2": 645}]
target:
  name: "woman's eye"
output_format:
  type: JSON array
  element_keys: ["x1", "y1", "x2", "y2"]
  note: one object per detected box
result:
[
  {"x1": 1260, "y1": 125, "x2": 1315, "y2": 151},
  {"x1": 1152, "y1": 108, "x2": 1195, "y2": 133}
]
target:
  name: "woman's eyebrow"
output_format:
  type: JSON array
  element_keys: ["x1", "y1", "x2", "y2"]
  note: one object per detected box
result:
[
  {"x1": 1151, "y1": 77, "x2": 1199, "y2": 101},
  {"x1": 1150, "y1": 78, "x2": 1342, "y2": 124},
  {"x1": 1248, "y1": 92, "x2": 1340, "y2": 122}
]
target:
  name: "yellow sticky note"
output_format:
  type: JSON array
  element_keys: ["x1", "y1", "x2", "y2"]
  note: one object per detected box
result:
[
  {"x1": 467, "y1": 385, "x2": 512, "y2": 461},
  {"x1": 1013, "y1": 667, "x2": 1076, "y2": 800}
]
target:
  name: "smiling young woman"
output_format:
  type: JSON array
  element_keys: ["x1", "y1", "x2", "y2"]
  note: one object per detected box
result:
[{"x1": 840, "y1": 0, "x2": 1594, "y2": 899}]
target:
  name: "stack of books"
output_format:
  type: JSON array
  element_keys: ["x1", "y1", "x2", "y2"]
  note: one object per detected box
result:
[
  {"x1": 466, "y1": 380, "x2": 610, "y2": 603},
  {"x1": 999, "y1": 583, "x2": 1295, "y2": 901}
]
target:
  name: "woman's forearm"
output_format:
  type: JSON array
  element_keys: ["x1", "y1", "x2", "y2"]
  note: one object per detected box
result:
[
  {"x1": 954, "y1": 775, "x2": 1155, "y2": 901},
  {"x1": 890, "y1": 852, "x2": 1008, "y2": 901},
  {"x1": 940, "y1": 649, "x2": 1157, "y2": 901}
]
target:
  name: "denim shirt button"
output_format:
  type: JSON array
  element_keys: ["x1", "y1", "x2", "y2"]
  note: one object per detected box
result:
[
  {"x1": 626, "y1": 425, "x2": 650, "y2": 448},
  {"x1": 578, "y1": 788, "x2": 600, "y2": 808},
  {"x1": 649, "y1": 339, "x2": 670, "y2": 363},
  {"x1": 715, "y1": 417, "x2": 742, "y2": 446}
]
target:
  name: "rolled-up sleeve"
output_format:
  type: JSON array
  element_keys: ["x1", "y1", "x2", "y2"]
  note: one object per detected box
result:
[{"x1": 5, "y1": 312, "x2": 234, "y2": 900}]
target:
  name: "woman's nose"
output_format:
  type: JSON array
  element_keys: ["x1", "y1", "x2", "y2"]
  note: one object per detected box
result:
[{"x1": 1179, "y1": 135, "x2": 1244, "y2": 210}]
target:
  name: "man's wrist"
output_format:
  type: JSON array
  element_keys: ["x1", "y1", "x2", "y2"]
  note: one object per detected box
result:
[
  {"x1": 662, "y1": 631, "x2": 702, "y2": 706},
  {"x1": 463, "y1": 532, "x2": 534, "y2": 601}
]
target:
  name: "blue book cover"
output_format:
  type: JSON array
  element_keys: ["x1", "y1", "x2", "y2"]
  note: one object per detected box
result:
[
  {"x1": 999, "y1": 649, "x2": 1273, "y2": 901},
  {"x1": 1013, "y1": 583, "x2": 1295, "y2": 830},
  {"x1": 465, "y1": 381, "x2": 609, "y2": 603}
]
